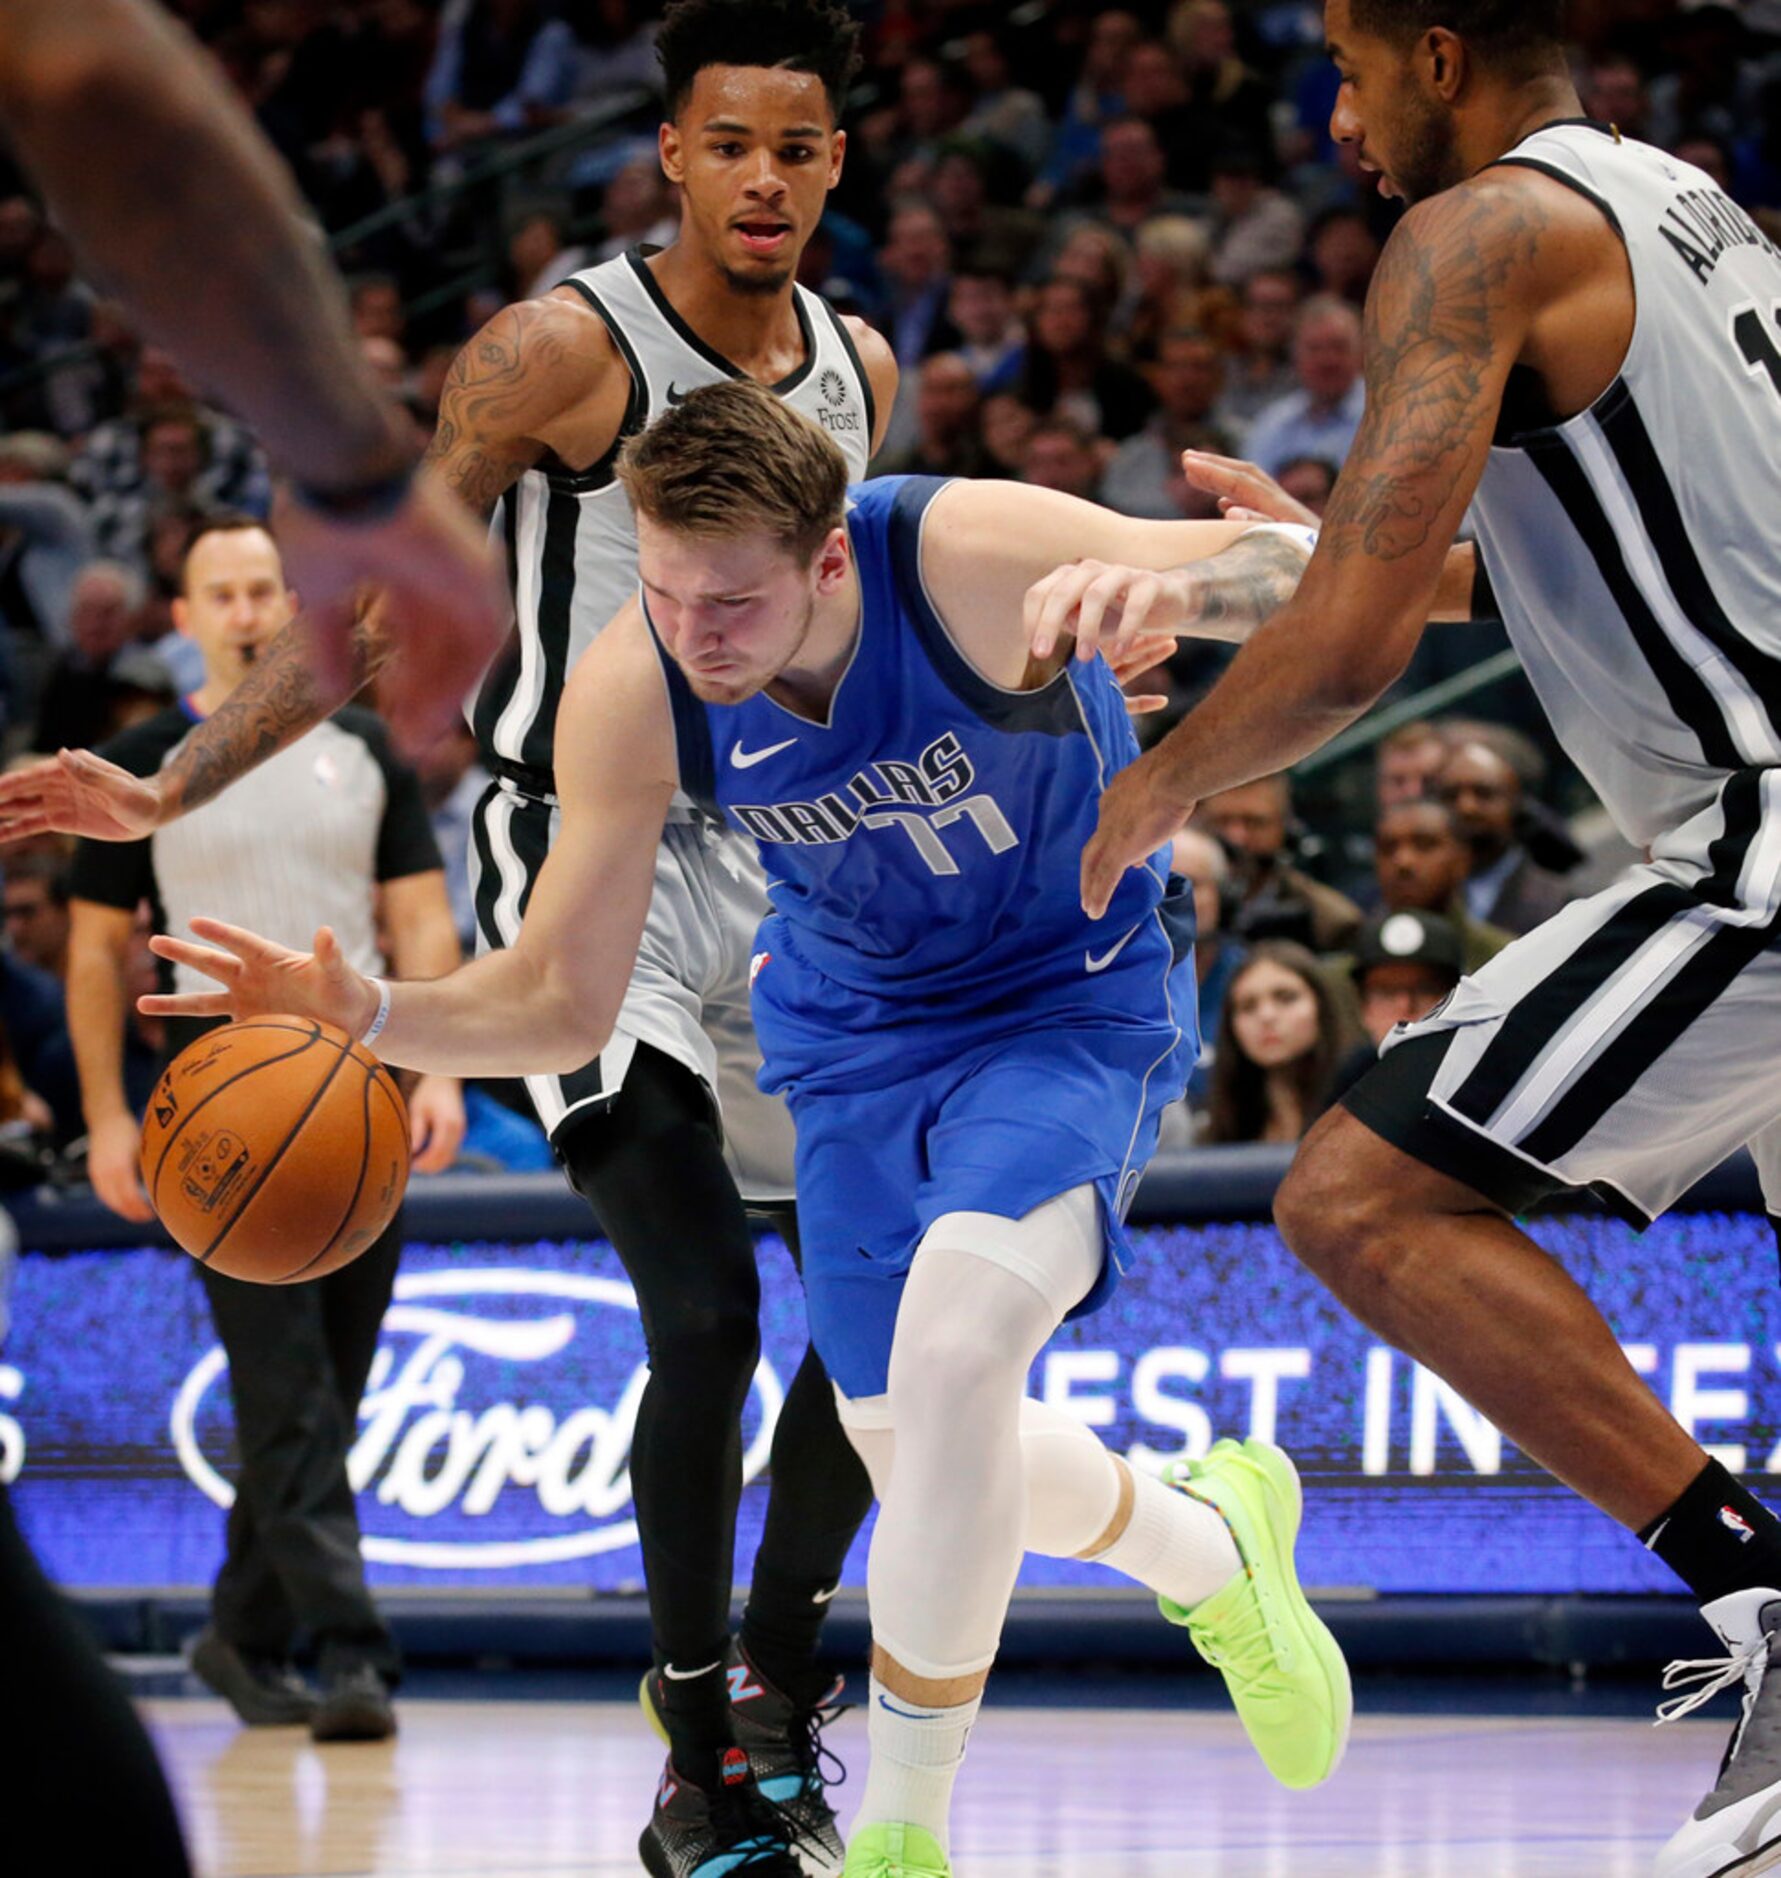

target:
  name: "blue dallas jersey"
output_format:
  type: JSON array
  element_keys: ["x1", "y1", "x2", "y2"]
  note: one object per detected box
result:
[{"x1": 645, "y1": 475, "x2": 1196, "y2": 1102}]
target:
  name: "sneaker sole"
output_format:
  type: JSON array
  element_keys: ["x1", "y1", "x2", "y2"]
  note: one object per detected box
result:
[{"x1": 1175, "y1": 1438, "x2": 1354, "y2": 1788}]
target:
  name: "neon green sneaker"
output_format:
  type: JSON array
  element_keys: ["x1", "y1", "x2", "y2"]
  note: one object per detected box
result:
[
  {"x1": 1162, "y1": 1437, "x2": 1352, "y2": 1790},
  {"x1": 840, "y1": 1823, "x2": 952, "y2": 1877}
]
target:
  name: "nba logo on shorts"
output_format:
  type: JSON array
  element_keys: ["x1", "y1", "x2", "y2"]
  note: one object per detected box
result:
[
  {"x1": 750, "y1": 951, "x2": 772, "y2": 987},
  {"x1": 1720, "y1": 1505, "x2": 1756, "y2": 1544}
]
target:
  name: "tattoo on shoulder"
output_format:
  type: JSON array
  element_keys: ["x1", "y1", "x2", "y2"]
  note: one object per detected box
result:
[
  {"x1": 424, "y1": 301, "x2": 573, "y2": 518},
  {"x1": 1322, "y1": 182, "x2": 1549, "y2": 563}
]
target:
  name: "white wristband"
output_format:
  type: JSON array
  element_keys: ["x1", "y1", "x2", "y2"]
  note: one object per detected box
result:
[
  {"x1": 1240, "y1": 521, "x2": 1320, "y2": 558},
  {"x1": 360, "y1": 977, "x2": 392, "y2": 1048}
]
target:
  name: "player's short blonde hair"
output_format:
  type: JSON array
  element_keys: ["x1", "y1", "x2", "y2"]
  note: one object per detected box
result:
[{"x1": 617, "y1": 379, "x2": 849, "y2": 566}]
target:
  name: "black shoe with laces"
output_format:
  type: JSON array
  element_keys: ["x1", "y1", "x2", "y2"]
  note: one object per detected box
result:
[
  {"x1": 724, "y1": 1643, "x2": 848, "y2": 1877},
  {"x1": 640, "y1": 1641, "x2": 848, "y2": 1876},
  {"x1": 638, "y1": 1748, "x2": 805, "y2": 1878}
]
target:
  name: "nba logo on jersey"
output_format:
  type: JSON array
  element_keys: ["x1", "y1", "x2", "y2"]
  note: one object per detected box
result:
[
  {"x1": 1720, "y1": 1505, "x2": 1756, "y2": 1544},
  {"x1": 750, "y1": 950, "x2": 771, "y2": 987}
]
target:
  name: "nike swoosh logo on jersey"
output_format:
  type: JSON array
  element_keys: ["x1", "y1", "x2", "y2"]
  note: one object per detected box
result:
[
  {"x1": 666, "y1": 383, "x2": 691, "y2": 404},
  {"x1": 1085, "y1": 924, "x2": 1144, "y2": 974},
  {"x1": 731, "y1": 737, "x2": 797, "y2": 769}
]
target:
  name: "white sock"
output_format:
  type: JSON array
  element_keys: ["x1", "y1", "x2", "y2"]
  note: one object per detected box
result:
[
  {"x1": 855, "y1": 1677, "x2": 982, "y2": 1851},
  {"x1": 1091, "y1": 1461, "x2": 1242, "y2": 1610}
]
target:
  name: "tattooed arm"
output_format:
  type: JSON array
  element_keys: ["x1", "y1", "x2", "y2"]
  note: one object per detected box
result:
[{"x1": 0, "y1": 294, "x2": 617, "y2": 844}]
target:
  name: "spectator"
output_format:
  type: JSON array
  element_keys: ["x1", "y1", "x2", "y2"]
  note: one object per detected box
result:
[
  {"x1": 1082, "y1": 117, "x2": 1200, "y2": 239},
  {"x1": 67, "y1": 513, "x2": 463, "y2": 1743},
  {"x1": 881, "y1": 354, "x2": 990, "y2": 480},
  {"x1": 1375, "y1": 718, "x2": 1451, "y2": 809},
  {"x1": 1208, "y1": 142, "x2": 1307, "y2": 287},
  {"x1": 0, "y1": 1008, "x2": 53, "y2": 1149},
  {"x1": 1127, "y1": 214, "x2": 1218, "y2": 362},
  {"x1": 0, "y1": 889, "x2": 81, "y2": 1145},
  {"x1": 1015, "y1": 275, "x2": 1154, "y2": 442},
  {"x1": 1050, "y1": 223, "x2": 1135, "y2": 326},
  {"x1": 878, "y1": 200, "x2": 959, "y2": 370},
  {"x1": 862, "y1": 55, "x2": 970, "y2": 192},
  {"x1": 68, "y1": 348, "x2": 271, "y2": 521},
  {"x1": 1201, "y1": 771, "x2": 1364, "y2": 952},
  {"x1": 1438, "y1": 738, "x2": 1578, "y2": 936},
  {"x1": 1170, "y1": 0, "x2": 1277, "y2": 186},
  {"x1": 1102, "y1": 328, "x2": 1232, "y2": 519},
  {"x1": 1, "y1": 853, "x2": 70, "y2": 981},
  {"x1": 947, "y1": 263, "x2": 1026, "y2": 393},
  {"x1": 1373, "y1": 798, "x2": 1513, "y2": 973},
  {"x1": 1349, "y1": 911, "x2": 1466, "y2": 1049},
  {"x1": 1306, "y1": 206, "x2": 1382, "y2": 307},
  {"x1": 0, "y1": 431, "x2": 96, "y2": 649},
  {"x1": 1242, "y1": 296, "x2": 1365, "y2": 477},
  {"x1": 1173, "y1": 825, "x2": 1245, "y2": 1107},
  {"x1": 1202, "y1": 941, "x2": 1358, "y2": 1145},
  {"x1": 349, "y1": 274, "x2": 407, "y2": 349},
  {"x1": 1119, "y1": 39, "x2": 1200, "y2": 191},
  {"x1": 30, "y1": 561, "x2": 153, "y2": 754},
  {"x1": 1215, "y1": 266, "x2": 1301, "y2": 437},
  {"x1": 424, "y1": 0, "x2": 582, "y2": 154},
  {"x1": 957, "y1": 29, "x2": 1051, "y2": 175},
  {"x1": 1278, "y1": 454, "x2": 1338, "y2": 516},
  {"x1": 587, "y1": 153, "x2": 679, "y2": 265},
  {"x1": 980, "y1": 392, "x2": 1037, "y2": 474},
  {"x1": 1583, "y1": 53, "x2": 1652, "y2": 142},
  {"x1": 1034, "y1": 8, "x2": 1143, "y2": 208},
  {"x1": 929, "y1": 142, "x2": 1044, "y2": 281},
  {"x1": 1019, "y1": 416, "x2": 1102, "y2": 500}
]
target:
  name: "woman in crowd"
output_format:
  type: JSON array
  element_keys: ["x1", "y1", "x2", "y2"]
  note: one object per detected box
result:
[{"x1": 1201, "y1": 940, "x2": 1358, "y2": 1146}]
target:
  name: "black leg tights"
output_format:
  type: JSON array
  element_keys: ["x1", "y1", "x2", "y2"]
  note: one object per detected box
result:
[{"x1": 744, "y1": 1211, "x2": 875, "y2": 1707}]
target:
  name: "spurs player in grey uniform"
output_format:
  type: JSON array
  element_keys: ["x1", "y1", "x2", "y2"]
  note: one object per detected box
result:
[
  {"x1": 2, "y1": 5, "x2": 895, "y2": 1872},
  {"x1": 1041, "y1": 3, "x2": 1781, "y2": 1870}
]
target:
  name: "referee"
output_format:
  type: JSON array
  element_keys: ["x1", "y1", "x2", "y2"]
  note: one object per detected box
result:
[{"x1": 65, "y1": 514, "x2": 463, "y2": 1740}]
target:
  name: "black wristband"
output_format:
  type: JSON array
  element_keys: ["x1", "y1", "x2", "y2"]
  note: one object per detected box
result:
[{"x1": 288, "y1": 462, "x2": 415, "y2": 525}]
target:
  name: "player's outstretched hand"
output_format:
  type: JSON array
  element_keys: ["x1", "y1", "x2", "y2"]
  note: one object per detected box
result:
[
  {"x1": 408, "y1": 1074, "x2": 465, "y2": 1174},
  {"x1": 0, "y1": 748, "x2": 163, "y2": 844},
  {"x1": 1082, "y1": 752, "x2": 1197, "y2": 919},
  {"x1": 274, "y1": 467, "x2": 507, "y2": 754},
  {"x1": 141, "y1": 919, "x2": 380, "y2": 1038},
  {"x1": 1179, "y1": 450, "x2": 1321, "y2": 529}
]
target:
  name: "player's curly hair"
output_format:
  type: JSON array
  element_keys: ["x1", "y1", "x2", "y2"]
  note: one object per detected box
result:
[
  {"x1": 656, "y1": 0, "x2": 865, "y2": 122},
  {"x1": 1349, "y1": 0, "x2": 1566, "y2": 67}
]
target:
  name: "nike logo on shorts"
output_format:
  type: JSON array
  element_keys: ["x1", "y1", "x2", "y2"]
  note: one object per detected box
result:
[
  {"x1": 1085, "y1": 923, "x2": 1144, "y2": 974},
  {"x1": 731, "y1": 737, "x2": 797, "y2": 769}
]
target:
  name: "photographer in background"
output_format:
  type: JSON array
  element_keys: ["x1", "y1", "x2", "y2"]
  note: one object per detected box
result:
[{"x1": 1200, "y1": 771, "x2": 1362, "y2": 954}]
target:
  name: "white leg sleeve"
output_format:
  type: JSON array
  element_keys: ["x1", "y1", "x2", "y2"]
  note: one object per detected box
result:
[{"x1": 861, "y1": 1187, "x2": 1103, "y2": 1682}]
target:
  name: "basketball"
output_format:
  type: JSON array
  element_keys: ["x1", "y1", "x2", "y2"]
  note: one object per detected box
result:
[{"x1": 139, "y1": 1014, "x2": 410, "y2": 1284}]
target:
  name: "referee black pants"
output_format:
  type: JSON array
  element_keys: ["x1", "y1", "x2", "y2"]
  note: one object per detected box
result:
[
  {"x1": 168, "y1": 1015, "x2": 399, "y2": 1678},
  {"x1": 196, "y1": 1224, "x2": 401, "y2": 1677}
]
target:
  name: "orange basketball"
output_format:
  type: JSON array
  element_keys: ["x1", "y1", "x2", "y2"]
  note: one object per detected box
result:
[{"x1": 139, "y1": 1015, "x2": 410, "y2": 1284}]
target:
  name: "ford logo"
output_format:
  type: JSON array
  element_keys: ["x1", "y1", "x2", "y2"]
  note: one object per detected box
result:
[{"x1": 169, "y1": 1268, "x2": 784, "y2": 1567}]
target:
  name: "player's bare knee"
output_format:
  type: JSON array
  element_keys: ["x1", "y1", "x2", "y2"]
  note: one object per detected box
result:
[{"x1": 1275, "y1": 1127, "x2": 1399, "y2": 1285}]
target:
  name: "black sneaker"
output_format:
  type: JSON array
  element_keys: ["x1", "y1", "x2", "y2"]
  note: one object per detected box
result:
[
  {"x1": 638, "y1": 1749, "x2": 804, "y2": 1877},
  {"x1": 640, "y1": 1644, "x2": 848, "y2": 1876},
  {"x1": 188, "y1": 1626, "x2": 315, "y2": 1726},
  {"x1": 310, "y1": 1663, "x2": 397, "y2": 1742},
  {"x1": 1656, "y1": 1588, "x2": 1781, "y2": 1876}
]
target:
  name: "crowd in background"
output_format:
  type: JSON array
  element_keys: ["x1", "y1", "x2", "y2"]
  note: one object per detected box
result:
[{"x1": 0, "y1": 0, "x2": 1777, "y2": 1176}]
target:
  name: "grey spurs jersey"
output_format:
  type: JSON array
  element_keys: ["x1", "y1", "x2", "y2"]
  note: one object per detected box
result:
[
  {"x1": 1470, "y1": 122, "x2": 1781, "y2": 851},
  {"x1": 472, "y1": 248, "x2": 877, "y2": 783}
]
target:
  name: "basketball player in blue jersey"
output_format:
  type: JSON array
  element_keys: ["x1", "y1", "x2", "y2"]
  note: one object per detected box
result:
[
  {"x1": 1057, "y1": 4, "x2": 1781, "y2": 1871},
  {"x1": 142, "y1": 381, "x2": 1452, "y2": 1874},
  {"x1": 0, "y1": 6, "x2": 898, "y2": 1871}
]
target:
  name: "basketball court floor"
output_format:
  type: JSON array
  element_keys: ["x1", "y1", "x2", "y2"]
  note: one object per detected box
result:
[{"x1": 142, "y1": 1679, "x2": 1726, "y2": 1876}]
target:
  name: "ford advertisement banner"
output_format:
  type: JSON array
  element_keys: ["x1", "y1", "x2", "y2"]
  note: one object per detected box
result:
[{"x1": 4, "y1": 1212, "x2": 1777, "y2": 1594}]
